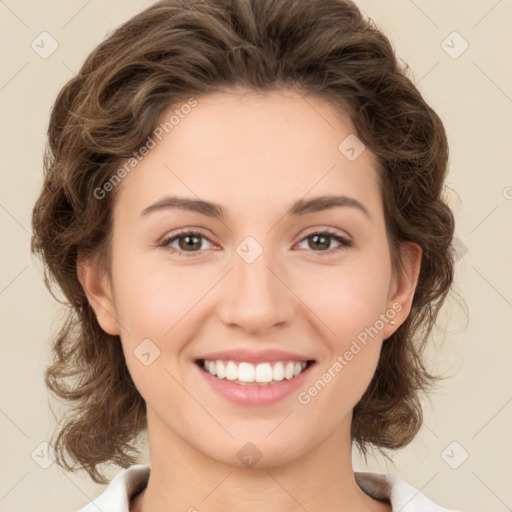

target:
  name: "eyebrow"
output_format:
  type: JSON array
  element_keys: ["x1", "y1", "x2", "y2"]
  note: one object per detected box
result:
[{"x1": 141, "y1": 194, "x2": 371, "y2": 220}]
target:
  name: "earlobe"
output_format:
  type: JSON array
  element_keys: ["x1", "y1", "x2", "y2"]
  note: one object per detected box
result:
[
  {"x1": 77, "y1": 255, "x2": 120, "y2": 336},
  {"x1": 384, "y1": 242, "x2": 422, "y2": 339}
]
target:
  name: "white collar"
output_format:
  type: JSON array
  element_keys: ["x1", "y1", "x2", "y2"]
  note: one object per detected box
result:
[{"x1": 78, "y1": 463, "x2": 460, "y2": 512}]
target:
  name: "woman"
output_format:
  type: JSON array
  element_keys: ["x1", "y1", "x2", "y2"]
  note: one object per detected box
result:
[{"x1": 31, "y1": 0, "x2": 462, "y2": 510}]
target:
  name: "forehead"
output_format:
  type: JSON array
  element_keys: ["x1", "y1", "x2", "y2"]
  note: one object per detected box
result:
[{"x1": 114, "y1": 89, "x2": 383, "y2": 224}]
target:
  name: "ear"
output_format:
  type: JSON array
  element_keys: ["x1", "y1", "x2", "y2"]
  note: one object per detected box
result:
[
  {"x1": 383, "y1": 241, "x2": 422, "y2": 340},
  {"x1": 77, "y1": 254, "x2": 120, "y2": 336}
]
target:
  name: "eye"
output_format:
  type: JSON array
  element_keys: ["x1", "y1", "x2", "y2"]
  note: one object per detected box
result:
[
  {"x1": 159, "y1": 228, "x2": 352, "y2": 258},
  {"x1": 160, "y1": 229, "x2": 216, "y2": 257},
  {"x1": 295, "y1": 229, "x2": 352, "y2": 255}
]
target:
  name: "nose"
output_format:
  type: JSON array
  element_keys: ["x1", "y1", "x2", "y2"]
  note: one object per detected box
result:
[{"x1": 217, "y1": 246, "x2": 295, "y2": 335}]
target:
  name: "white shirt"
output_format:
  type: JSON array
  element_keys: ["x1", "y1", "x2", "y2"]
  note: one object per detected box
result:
[{"x1": 77, "y1": 464, "x2": 462, "y2": 512}]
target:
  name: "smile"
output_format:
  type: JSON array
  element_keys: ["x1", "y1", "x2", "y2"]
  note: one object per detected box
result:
[{"x1": 198, "y1": 359, "x2": 312, "y2": 386}]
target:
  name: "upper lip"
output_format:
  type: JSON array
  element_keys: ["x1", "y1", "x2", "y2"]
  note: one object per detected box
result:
[{"x1": 196, "y1": 349, "x2": 314, "y2": 364}]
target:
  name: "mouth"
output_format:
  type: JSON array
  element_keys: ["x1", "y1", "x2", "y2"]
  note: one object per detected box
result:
[{"x1": 195, "y1": 358, "x2": 316, "y2": 386}]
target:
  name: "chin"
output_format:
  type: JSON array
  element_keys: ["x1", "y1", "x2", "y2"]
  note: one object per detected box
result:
[{"x1": 197, "y1": 430, "x2": 315, "y2": 470}]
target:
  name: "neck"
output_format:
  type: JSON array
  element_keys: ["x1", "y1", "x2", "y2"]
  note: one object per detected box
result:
[{"x1": 131, "y1": 410, "x2": 391, "y2": 512}]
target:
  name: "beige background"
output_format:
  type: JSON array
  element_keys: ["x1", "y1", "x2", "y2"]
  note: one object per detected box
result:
[{"x1": 1, "y1": 1, "x2": 511, "y2": 511}]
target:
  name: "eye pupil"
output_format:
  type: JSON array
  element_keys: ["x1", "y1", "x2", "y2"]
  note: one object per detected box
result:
[
  {"x1": 180, "y1": 234, "x2": 201, "y2": 251},
  {"x1": 310, "y1": 234, "x2": 330, "y2": 250}
]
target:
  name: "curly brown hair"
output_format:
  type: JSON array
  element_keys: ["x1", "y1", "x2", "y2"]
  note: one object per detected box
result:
[{"x1": 31, "y1": 0, "x2": 456, "y2": 484}]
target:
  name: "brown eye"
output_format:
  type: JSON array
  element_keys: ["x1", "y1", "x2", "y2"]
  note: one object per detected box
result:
[
  {"x1": 307, "y1": 233, "x2": 331, "y2": 250},
  {"x1": 160, "y1": 228, "x2": 352, "y2": 258},
  {"x1": 177, "y1": 233, "x2": 203, "y2": 251},
  {"x1": 161, "y1": 230, "x2": 215, "y2": 257},
  {"x1": 296, "y1": 231, "x2": 352, "y2": 255}
]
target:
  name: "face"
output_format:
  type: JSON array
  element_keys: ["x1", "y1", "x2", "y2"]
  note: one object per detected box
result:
[{"x1": 81, "y1": 89, "x2": 420, "y2": 469}]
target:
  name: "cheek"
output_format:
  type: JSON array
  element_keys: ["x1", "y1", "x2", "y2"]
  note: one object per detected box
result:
[
  {"x1": 299, "y1": 277, "x2": 388, "y2": 421},
  {"x1": 300, "y1": 258, "x2": 392, "y2": 342},
  {"x1": 111, "y1": 256, "x2": 217, "y2": 398},
  {"x1": 111, "y1": 258, "x2": 198, "y2": 406},
  {"x1": 112, "y1": 254, "x2": 211, "y2": 338}
]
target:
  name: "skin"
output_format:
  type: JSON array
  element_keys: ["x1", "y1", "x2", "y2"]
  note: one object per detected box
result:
[{"x1": 79, "y1": 88, "x2": 421, "y2": 512}]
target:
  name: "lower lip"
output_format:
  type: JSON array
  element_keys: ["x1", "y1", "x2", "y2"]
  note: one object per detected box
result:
[{"x1": 195, "y1": 362, "x2": 314, "y2": 406}]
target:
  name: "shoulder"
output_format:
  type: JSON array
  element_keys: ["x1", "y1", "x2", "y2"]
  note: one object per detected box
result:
[
  {"x1": 77, "y1": 464, "x2": 150, "y2": 512},
  {"x1": 354, "y1": 471, "x2": 463, "y2": 512}
]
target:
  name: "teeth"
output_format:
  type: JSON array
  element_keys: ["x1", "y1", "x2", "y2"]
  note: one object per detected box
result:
[
  {"x1": 216, "y1": 361, "x2": 226, "y2": 379},
  {"x1": 225, "y1": 361, "x2": 238, "y2": 381},
  {"x1": 238, "y1": 362, "x2": 255, "y2": 382},
  {"x1": 207, "y1": 360, "x2": 217, "y2": 376},
  {"x1": 256, "y1": 363, "x2": 273, "y2": 383},
  {"x1": 284, "y1": 362, "x2": 294, "y2": 380},
  {"x1": 202, "y1": 360, "x2": 308, "y2": 384},
  {"x1": 272, "y1": 362, "x2": 284, "y2": 381}
]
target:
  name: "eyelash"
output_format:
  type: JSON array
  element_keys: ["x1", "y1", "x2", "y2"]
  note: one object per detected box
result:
[{"x1": 159, "y1": 228, "x2": 352, "y2": 258}]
